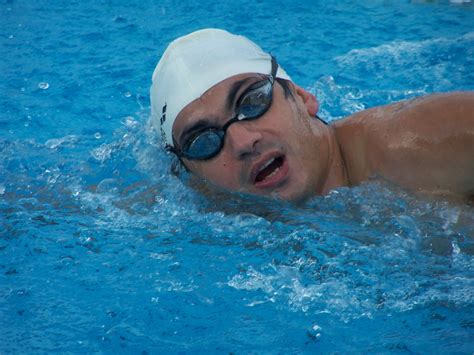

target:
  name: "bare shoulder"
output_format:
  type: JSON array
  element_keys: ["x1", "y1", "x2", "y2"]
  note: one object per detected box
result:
[
  {"x1": 389, "y1": 91, "x2": 474, "y2": 127},
  {"x1": 400, "y1": 91, "x2": 474, "y2": 107},
  {"x1": 334, "y1": 91, "x2": 474, "y2": 198},
  {"x1": 408, "y1": 91, "x2": 474, "y2": 108},
  {"x1": 343, "y1": 91, "x2": 474, "y2": 129}
]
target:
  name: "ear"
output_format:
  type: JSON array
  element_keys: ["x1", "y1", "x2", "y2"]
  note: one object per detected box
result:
[{"x1": 294, "y1": 85, "x2": 319, "y2": 117}]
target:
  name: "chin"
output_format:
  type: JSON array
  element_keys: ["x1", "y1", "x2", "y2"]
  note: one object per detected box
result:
[
  {"x1": 278, "y1": 177, "x2": 317, "y2": 203},
  {"x1": 273, "y1": 187, "x2": 313, "y2": 204}
]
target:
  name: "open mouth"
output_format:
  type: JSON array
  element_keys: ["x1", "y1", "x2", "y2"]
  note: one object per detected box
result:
[{"x1": 255, "y1": 156, "x2": 284, "y2": 183}]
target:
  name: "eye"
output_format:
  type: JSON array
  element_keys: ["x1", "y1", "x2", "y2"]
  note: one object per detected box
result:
[
  {"x1": 181, "y1": 129, "x2": 204, "y2": 151},
  {"x1": 178, "y1": 120, "x2": 213, "y2": 149},
  {"x1": 236, "y1": 79, "x2": 272, "y2": 119},
  {"x1": 184, "y1": 130, "x2": 223, "y2": 159}
]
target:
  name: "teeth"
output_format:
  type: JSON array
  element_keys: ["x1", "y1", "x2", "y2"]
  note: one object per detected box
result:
[
  {"x1": 258, "y1": 158, "x2": 275, "y2": 173},
  {"x1": 266, "y1": 166, "x2": 280, "y2": 179}
]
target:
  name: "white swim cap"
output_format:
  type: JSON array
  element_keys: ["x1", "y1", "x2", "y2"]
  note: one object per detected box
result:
[{"x1": 150, "y1": 28, "x2": 291, "y2": 146}]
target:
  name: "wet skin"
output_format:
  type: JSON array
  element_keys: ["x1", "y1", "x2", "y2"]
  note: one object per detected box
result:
[
  {"x1": 172, "y1": 75, "x2": 474, "y2": 202},
  {"x1": 334, "y1": 92, "x2": 474, "y2": 199}
]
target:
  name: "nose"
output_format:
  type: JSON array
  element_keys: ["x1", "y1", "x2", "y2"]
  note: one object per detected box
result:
[{"x1": 225, "y1": 121, "x2": 262, "y2": 159}]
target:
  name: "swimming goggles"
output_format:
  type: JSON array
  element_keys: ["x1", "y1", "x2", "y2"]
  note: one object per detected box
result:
[{"x1": 171, "y1": 56, "x2": 278, "y2": 161}]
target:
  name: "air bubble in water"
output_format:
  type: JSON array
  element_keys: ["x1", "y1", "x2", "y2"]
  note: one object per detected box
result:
[
  {"x1": 94, "y1": 132, "x2": 102, "y2": 139},
  {"x1": 38, "y1": 82, "x2": 49, "y2": 90},
  {"x1": 124, "y1": 91, "x2": 132, "y2": 98},
  {"x1": 96, "y1": 178, "x2": 119, "y2": 194},
  {"x1": 0, "y1": 184, "x2": 5, "y2": 195},
  {"x1": 307, "y1": 324, "x2": 322, "y2": 341}
]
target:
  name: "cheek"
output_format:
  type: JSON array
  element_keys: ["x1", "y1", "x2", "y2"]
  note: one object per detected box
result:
[
  {"x1": 274, "y1": 95, "x2": 313, "y2": 138},
  {"x1": 280, "y1": 109, "x2": 317, "y2": 151},
  {"x1": 190, "y1": 159, "x2": 240, "y2": 189}
]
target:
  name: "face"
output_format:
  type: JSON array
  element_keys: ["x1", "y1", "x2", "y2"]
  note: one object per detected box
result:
[{"x1": 172, "y1": 74, "x2": 334, "y2": 202}]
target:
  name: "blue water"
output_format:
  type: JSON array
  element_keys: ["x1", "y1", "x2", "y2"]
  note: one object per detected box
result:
[{"x1": 2, "y1": 0, "x2": 474, "y2": 353}]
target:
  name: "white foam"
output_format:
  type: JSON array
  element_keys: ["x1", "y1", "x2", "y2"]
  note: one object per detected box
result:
[
  {"x1": 45, "y1": 135, "x2": 79, "y2": 149},
  {"x1": 336, "y1": 32, "x2": 474, "y2": 66}
]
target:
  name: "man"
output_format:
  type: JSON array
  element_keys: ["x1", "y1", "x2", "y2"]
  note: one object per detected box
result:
[{"x1": 150, "y1": 28, "x2": 474, "y2": 203}]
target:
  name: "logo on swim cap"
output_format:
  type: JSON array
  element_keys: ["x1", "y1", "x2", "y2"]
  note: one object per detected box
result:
[
  {"x1": 160, "y1": 103, "x2": 167, "y2": 142},
  {"x1": 150, "y1": 28, "x2": 291, "y2": 147}
]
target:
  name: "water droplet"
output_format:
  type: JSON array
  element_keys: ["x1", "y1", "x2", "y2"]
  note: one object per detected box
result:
[
  {"x1": 124, "y1": 91, "x2": 132, "y2": 98},
  {"x1": 38, "y1": 82, "x2": 49, "y2": 90},
  {"x1": 94, "y1": 132, "x2": 102, "y2": 139}
]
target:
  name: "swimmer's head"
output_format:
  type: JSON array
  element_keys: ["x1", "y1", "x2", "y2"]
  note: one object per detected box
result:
[{"x1": 150, "y1": 28, "x2": 291, "y2": 146}]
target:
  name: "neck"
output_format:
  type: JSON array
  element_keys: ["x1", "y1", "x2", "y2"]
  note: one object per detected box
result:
[{"x1": 320, "y1": 125, "x2": 350, "y2": 195}]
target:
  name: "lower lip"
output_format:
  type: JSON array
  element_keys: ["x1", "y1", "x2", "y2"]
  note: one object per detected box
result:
[{"x1": 254, "y1": 157, "x2": 289, "y2": 190}]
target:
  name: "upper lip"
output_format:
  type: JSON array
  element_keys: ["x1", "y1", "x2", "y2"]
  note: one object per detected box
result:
[{"x1": 249, "y1": 151, "x2": 284, "y2": 184}]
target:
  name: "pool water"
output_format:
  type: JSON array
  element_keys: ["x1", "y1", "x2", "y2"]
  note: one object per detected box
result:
[{"x1": 1, "y1": 0, "x2": 474, "y2": 352}]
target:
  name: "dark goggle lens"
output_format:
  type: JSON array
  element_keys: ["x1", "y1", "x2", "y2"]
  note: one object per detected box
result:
[
  {"x1": 183, "y1": 129, "x2": 224, "y2": 160},
  {"x1": 238, "y1": 80, "x2": 272, "y2": 120}
]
